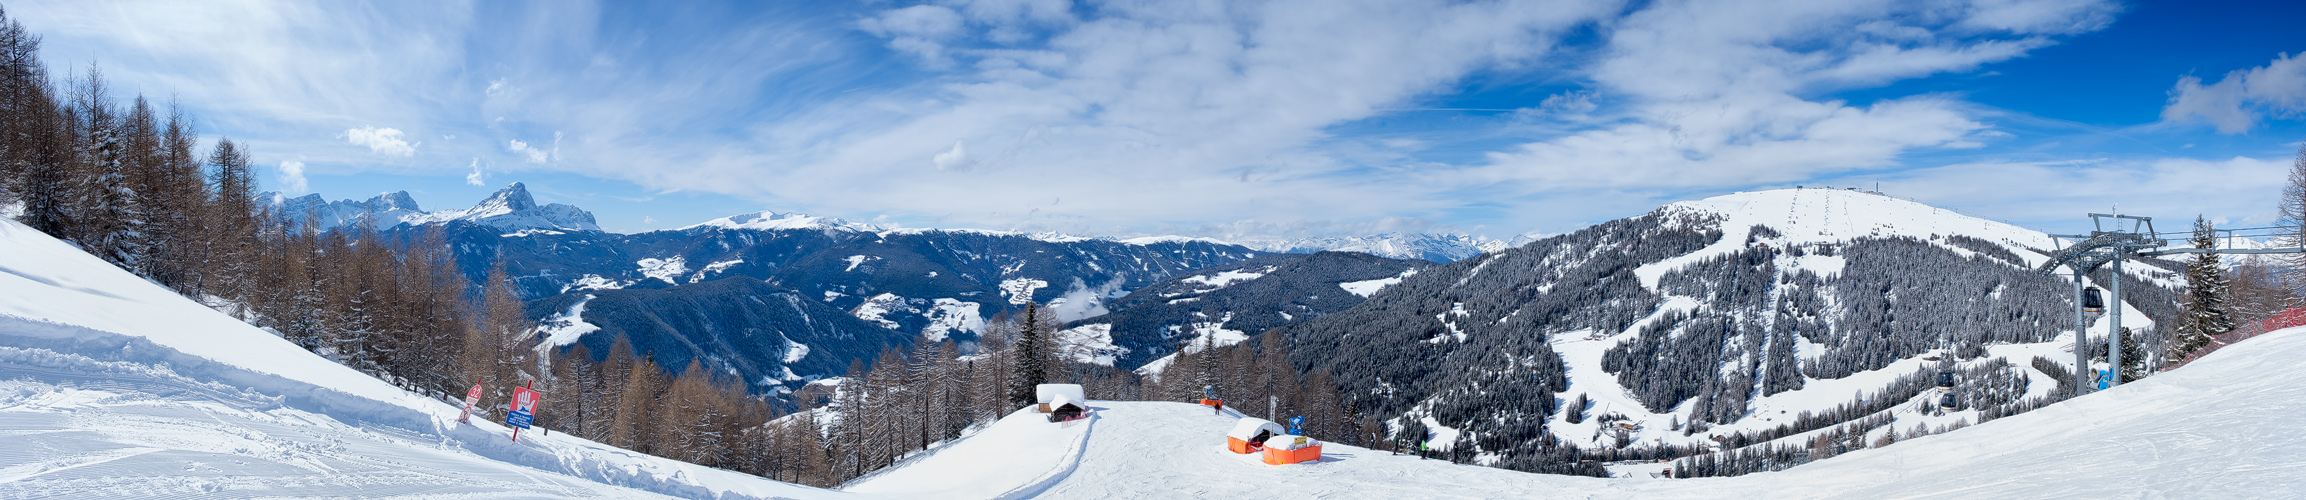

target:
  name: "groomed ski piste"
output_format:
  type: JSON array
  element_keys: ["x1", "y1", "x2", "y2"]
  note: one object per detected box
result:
[{"x1": 5, "y1": 212, "x2": 2305, "y2": 498}]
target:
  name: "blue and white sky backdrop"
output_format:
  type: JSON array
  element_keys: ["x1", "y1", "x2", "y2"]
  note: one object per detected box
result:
[{"x1": 11, "y1": 0, "x2": 2305, "y2": 239}]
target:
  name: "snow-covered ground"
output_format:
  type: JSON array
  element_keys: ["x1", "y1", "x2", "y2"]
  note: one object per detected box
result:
[{"x1": 0, "y1": 218, "x2": 845, "y2": 499}]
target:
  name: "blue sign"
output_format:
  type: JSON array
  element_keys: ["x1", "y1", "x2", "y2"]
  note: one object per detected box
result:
[
  {"x1": 506, "y1": 386, "x2": 539, "y2": 429},
  {"x1": 2096, "y1": 370, "x2": 2111, "y2": 390},
  {"x1": 1288, "y1": 416, "x2": 1305, "y2": 435}
]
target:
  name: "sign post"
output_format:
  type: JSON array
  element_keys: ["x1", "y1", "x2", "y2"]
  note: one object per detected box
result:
[
  {"x1": 507, "y1": 381, "x2": 540, "y2": 442},
  {"x1": 457, "y1": 380, "x2": 483, "y2": 424}
]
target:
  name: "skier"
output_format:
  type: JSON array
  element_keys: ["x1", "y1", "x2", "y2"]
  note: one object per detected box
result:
[{"x1": 1205, "y1": 385, "x2": 1222, "y2": 415}]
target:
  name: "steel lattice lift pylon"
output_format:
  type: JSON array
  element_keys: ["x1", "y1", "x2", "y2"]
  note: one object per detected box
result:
[{"x1": 2038, "y1": 213, "x2": 2305, "y2": 394}]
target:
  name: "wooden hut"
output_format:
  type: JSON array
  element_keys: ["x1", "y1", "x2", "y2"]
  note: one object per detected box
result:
[
  {"x1": 1046, "y1": 394, "x2": 1087, "y2": 423},
  {"x1": 1035, "y1": 384, "x2": 1085, "y2": 413}
]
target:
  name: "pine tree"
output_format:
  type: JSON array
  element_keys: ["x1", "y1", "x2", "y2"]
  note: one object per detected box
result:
[
  {"x1": 1006, "y1": 304, "x2": 1051, "y2": 409},
  {"x1": 204, "y1": 138, "x2": 259, "y2": 305},
  {"x1": 2171, "y1": 216, "x2": 2235, "y2": 365},
  {"x1": 1192, "y1": 335, "x2": 1222, "y2": 405}
]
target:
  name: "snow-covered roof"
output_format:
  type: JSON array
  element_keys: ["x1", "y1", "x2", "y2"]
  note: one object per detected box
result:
[
  {"x1": 1264, "y1": 434, "x2": 1319, "y2": 450},
  {"x1": 1227, "y1": 418, "x2": 1286, "y2": 440},
  {"x1": 1037, "y1": 384, "x2": 1085, "y2": 404},
  {"x1": 1049, "y1": 394, "x2": 1080, "y2": 410}
]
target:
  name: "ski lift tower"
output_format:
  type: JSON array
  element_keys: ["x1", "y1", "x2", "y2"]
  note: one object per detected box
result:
[
  {"x1": 2041, "y1": 213, "x2": 2306, "y2": 393},
  {"x1": 2039, "y1": 213, "x2": 2162, "y2": 393}
]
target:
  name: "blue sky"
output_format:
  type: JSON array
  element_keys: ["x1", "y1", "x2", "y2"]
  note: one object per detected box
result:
[{"x1": 11, "y1": 0, "x2": 2304, "y2": 240}]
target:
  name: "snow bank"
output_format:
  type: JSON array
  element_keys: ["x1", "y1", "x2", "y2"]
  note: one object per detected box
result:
[{"x1": 843, "y1": 406, "x2": 1092, "y2": 499}]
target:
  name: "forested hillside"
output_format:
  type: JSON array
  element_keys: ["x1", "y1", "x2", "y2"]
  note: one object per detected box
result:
[{"x1": 1270, "y1": 189, "x2": 2191, "y2": 474}]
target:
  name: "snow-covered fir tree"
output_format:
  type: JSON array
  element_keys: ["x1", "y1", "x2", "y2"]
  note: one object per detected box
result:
[{"x1": 2172, "y1": 216, "x2": 2235, "y2": 364}]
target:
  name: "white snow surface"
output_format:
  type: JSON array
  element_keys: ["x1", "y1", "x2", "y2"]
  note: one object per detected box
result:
[
  {"x1": 923, "y1": 299, "x2": 984, "y2": 342},
  {"x1": 677, "y1": 210, "x2": 880, "y2": 233},
  {"x1": 901, "y1": 327, "x2": 2306, "y2": 498},
  {"x1": 0, "y1": 217, "x2": 839, "y2": 499},
  {"x1": 637, "y1": 256, "x2": 689, "y2": 285},
  {"x1": 999, "y1": 278, "x2": 1048, "y2": 305},
  {"x1": 561, "y1": 274, "x2": 628, "y2": 293},
  {"x1": 1180, "y1": 268, "x2": 1268, "y2": 289},
  {"x1": 1338, "y1": 268, "x2": 1418, "y2": 298},
  {"x1": 843, "y1": 406, "x2": 1091, "y2": 499},
  {"x1": 539, "y1": 294, "x2": 602, "y2": 346},
  {"x1": 1054, "y1": 324, "x2": 1126, "y2": 366},
  {"x1": 851, "y1": 293, "x2": 908, "y2": 330}
]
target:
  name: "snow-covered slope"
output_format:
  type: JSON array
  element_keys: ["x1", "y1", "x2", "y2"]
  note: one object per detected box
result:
[
  {"x1": 0, "y1": 218, "x2": 833, "y2": 499},
  {"x1": 858, "y1": 324, "x2": 2306, "y2": 499}
]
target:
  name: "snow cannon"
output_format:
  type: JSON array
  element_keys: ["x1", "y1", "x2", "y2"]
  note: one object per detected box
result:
[
  {"x1": 1261, "y1": 434, "x2": 1322, "y2": 465},
  {"x1": 2082, "y1": 287, "x2": 2106, "y2": 316},
  {"x1": 1227, "y1": 418, "x2": 1287, "y2": 454}
]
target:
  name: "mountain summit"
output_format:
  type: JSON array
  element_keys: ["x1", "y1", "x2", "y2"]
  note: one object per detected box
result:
[
  {"x1": 271, "y1": 182, "x2": 600, "y2": 234},
  {"x1": 404, "y1": 182, "x2": 600, "y2": 233}
]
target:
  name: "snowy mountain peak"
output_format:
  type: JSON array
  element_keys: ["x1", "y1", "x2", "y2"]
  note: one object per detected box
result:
[
  {"x1": 266, "y1": 190, "x2": 426, "y2": 231},
  {"x1": 1236, "y1": 232, "x2": 1500, "y2": 262},
  {"x1": 403, "y1": 182, "x2": 601, "y2": 233},
  {"x1": 677, "y1": 210, "x2": 880, "y2": 233},
  {"x1": 477, "y1": 181, "x2": 539, "y2": 213},
  {"x1": 274, "y1": 183, "x2": 600, "y2": 234},
  {"x1": 1662, "y1": 188, "x2": 2055, "y2": 250}
]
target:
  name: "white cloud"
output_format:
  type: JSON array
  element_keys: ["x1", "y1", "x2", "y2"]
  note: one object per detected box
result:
[
  {"x1": 1465, "y1": 0, "x2": 2110, "y2": 200},
  {"x1": 2163, "y1": 52, "x2": 2306, "y2": 134},
  {"x1": 485, "y1": 77, "x2": 510, "y2": 97},
  {"x1": 345, "y1": 126, "x2": 418, "y2": 156},
  {"x1": 465, "y1": 158, "x2": 486, "y2": 186},
  {"x1": 509, "y1": 134, "x2": 559, "y2": 164},
  {"x1": 858, "y1": 5, "x2": 965, "y2": 39},
  {"x1": 932, "y1": 140, "x2": 972, "y2": 170},
  {"x1": 859, "y1": 5, "x2": 967, "y2": 65},
  {"x1": 276, "y1": 160, "x2": 308, "y2": 193}
]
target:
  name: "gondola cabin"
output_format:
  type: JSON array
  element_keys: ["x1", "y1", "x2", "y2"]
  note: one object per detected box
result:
[
  {"x1": 1939, "y1": 393, "x2": 1959, "y2": 411},
  {"x1": 1226, "y1": 418, "x2": 1287, "y2": 454},
  {"x1": 1035, "y1": 384, "x2": 1085, "y2": 413},
  {"x1": 2083, "y1": 287, "x2": 2106, "y2": 315},
  {"x1": 1937, "y1": 370, "x2": 1955, "y2": 392}
]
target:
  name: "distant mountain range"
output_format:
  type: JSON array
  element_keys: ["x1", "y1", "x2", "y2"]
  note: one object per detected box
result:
[
  {"x1": 267, "y1": 183, "x2": 1509, "y2": 396},
  {"x1": 265, "y1": 182, "x2": 598, "y2": 233}
]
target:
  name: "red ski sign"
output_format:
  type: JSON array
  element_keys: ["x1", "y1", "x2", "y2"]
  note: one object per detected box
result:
[{"x1": 456, "y1": 380, "x2": 483, "y2": 424}]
